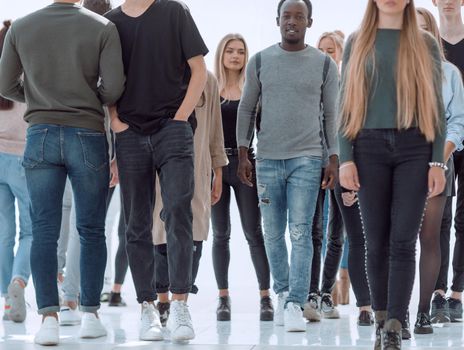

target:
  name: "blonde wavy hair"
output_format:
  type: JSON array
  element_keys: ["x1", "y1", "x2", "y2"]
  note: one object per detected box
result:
[
  {"x1": 340, "y1": 0, "x2": 441, "y2": 142},
  {"x1": 416, "y1": 7, "x2": 445, "y2": 60},
  {"x1": 214, "y1": 33, "x2": 249, "y2": 99}
]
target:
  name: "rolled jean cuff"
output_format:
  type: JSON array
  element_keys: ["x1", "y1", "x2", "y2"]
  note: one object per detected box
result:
[
  {"x1": 80, "y1": 304, "x2": 100, "y2": 313},
  {"x1": 11, "y1": 275, "x2": 29, "y2": 285},
  {"x1": 156, "y1": 286, "x2": 169, "y2": 294},
  {"x1": 136, "y1": 294, "x2": 157, "y2": 304},
  {"x1": 170, "y1": 287, "x2": 192, "y2": 295},
  {"x1": 190, "y1": 285, "x2": 199, "y2": 294},
  {"x1": 275, "y1": 286, "x2": 289, "y2": 295},
  {"x1": 356, "y1": 299, "x2": 372, "y2": 308},
  {"x1": 451, "y1": 287, "x2": 464, "y2": 293},
  {"x1": 38, "y1": 306, "x2": 60, "y2": 315}
]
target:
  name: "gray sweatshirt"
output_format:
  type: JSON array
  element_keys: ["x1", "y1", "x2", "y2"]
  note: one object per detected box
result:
[
  {"x1": 237, "y1": 44, "x2": 339, "y2": 160},
  {"x1": 0, "y1": 3, "x2": 125, "y2": 132}
]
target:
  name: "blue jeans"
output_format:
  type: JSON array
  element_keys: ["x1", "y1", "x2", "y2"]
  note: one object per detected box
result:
[
  {"x1": 23, "y1": 124, "x2": 109, "y2": 314},
  {"x1": 256, "y1": 156, "x2": 322, "y2": 307},
  {"x1": 0, "y1": 152, "x2": 32, "y2": 296}
]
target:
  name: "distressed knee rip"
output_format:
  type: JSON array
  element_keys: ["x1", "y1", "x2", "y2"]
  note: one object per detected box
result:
[
  {"x1": 289, "y1": 224, "x2": 310, "y2": 241},
  {"x1": 257, "y1": 184, "x2": 270, "y2": 205}
]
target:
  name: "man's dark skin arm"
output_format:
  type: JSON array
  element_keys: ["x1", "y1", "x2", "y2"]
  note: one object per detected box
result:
[
  {"x1": 238, "y1": 146, "x2": 253, "y2": 187},
  {"x1": 322, "y1": 154, "x2": 339, "y2": 190}
]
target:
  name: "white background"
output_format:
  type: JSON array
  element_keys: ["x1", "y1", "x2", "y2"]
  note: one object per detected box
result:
[{"x1": 0, "y1": 0, "x2": 446, "y2": 69}]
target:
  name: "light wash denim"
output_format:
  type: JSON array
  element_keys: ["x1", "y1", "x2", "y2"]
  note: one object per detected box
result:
[
  {"x1": 23, "y1": 124, "x2": 109, "y2": 314},
  {"x1": 256, "y1": 156, "x2": 322, "y2": 307},
  {"x1": 0, "y1": 152, "x2": 32, "y2": 296},
  {"x1": 443, "y1": 61, "x2": 464, "y2": 151},
  {"x1": 57, "y1": 179, "x2": 73, "y2": 275}
]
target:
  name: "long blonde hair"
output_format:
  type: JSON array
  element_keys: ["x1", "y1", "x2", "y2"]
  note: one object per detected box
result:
[
  {"x1": 214, "y1": 33, "x2": 249, "y2": 98},
  {"x1": 340, "y1": 0, "x2": 440, "y2": 142},
  {"x1": 416, "y1": 7, "x2": 446, "y2": 60}
]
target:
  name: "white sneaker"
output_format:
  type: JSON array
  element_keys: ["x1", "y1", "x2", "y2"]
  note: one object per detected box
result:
[
  {"x1": 321, "y1": 293, "x2": 340, "y2": 319},
  {"x1": 274, "y1": 292, "x2": 288, "y2": 326},
  {"x1": 284, "y1": 302, "x2": 307, "y2": 332},
  {"x1": 303, "y1": 293, "x2": 321, "y2": 322},
  {"x1": 167, "y1": 300, "x2": 195, "y2": 342},
  {"x1": 34, "y1": 316, "x2": 60, "y2": 345},
  {"x1": 59, "y1": 307, "x2": 81, "y2": 326},
  {"x1": 79, "y1": 313, "x2": 107, "y2": 339},
  {"x1": 139, "y1": 301, "x2": 163, "y2": 341}
]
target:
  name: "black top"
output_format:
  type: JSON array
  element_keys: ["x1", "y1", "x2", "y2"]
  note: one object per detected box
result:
[
  {"x1": 443, "y1": 38, "x2": 464, "y2": 78},
  {"x1": 105, "y1": 0, "x2": 208, "y2": 134},
  {"x1": 220, "y1": 98, "x2": 240, "y2": 149}
]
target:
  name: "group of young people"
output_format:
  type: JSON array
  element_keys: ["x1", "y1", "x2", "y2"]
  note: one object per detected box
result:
[{"x1": 0, "y1": 0, "x2": 463, "y2": 349}]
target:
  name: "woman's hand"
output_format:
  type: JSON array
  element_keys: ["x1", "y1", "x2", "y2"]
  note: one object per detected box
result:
[
  {"x1": 341, "y1": 190, "x2": 358, "y2": 207},
  {"x1": 339, "y1": 161, "x2": 360, "y2": 191},
  {"x1": 428, "y1": 166, "x2": 446, "y2": 198}
]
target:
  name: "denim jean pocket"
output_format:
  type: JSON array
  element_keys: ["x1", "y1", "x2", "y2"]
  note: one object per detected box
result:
[
  {"x1": 22, "y1": 128, "x2": 48, "y2": 168},
  {"x1": 77, "y1": 132, "x2": 108, "y2": 171}
]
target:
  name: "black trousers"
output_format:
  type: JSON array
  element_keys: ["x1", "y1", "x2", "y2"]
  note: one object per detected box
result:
[
  {"x1": 436, "y1": 149, "x2": 464, "y2": 292},
  {"x1": 354, "y1": 128, "x2": 430, "y2": 322},
  {"x1": 211, "y1": 155, "x2": 270, "y2": 291}
]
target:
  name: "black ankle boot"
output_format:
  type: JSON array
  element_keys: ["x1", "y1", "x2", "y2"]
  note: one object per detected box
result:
[
  {"x1": 260, "y1": 296, "x2": 274, "y2": 321},
  {"x1": 414, "y1": 312, "x2": 433, "y2": 334},
  {"x1": 216, "y1": 296, "x2": 231, "y2": 321},
  {"x1": 358, "y1": 310, "x2": 374, "y2": 326},
  {"x1": 374, "y1": 311, "x2": 387, "y2": 350},
  {"x1": 383, "y1": 319, "x2": 402, "y2": 350}
]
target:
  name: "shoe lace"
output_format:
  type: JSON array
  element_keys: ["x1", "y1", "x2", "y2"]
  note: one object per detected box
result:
[
  {"x1": 322, "y1": 294, "x2": 333, "y2": 308},
  {"x1": 261, "y1": 297, "x2": 272, "y2": 309},
  {"x1": 434, "y1": 294, "x2": 447, "y2": 308},
  {"x1": 383, "y1": 330, "x2": 401, "y2": 348},
  {"x1": 142, "y1": 305, "x2": 156, "y2": 327},
  {"x1": 174, "y1": 302, "x2": 191, "y2": 326},
  {"x1": 418, "y1": 313, "x2": 431, "y2": 326}
]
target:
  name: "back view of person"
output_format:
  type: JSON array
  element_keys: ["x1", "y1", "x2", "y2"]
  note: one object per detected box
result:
[{"x1": 0, "y1": 0, "x2": 125, "y2": 346}]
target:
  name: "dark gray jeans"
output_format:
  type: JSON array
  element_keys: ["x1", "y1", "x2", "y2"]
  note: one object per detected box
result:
[{"x1": 115, "y1": 119, "x2": 194, "y2": 302}]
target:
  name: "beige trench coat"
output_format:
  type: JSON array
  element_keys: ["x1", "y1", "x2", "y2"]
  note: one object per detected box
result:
[{"x1": 152, "y1": 71, "x2": 228, "y2": 244}]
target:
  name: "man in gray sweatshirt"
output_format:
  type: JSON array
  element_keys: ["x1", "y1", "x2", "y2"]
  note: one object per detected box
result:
[
  {"x1": 0, "y1": 0, "x2": 125, "y2": 345},
  {"x1": 237, "y1": 0, "x2": 339, "y2": 332}
]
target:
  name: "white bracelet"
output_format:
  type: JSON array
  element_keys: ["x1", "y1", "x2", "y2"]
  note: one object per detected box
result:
[
  {"x1": 339, "y1": 162, "x2": 355, "y2": 170},
  {"x1": 428, "y1": 162, "x2": 448, "y2": 171}
]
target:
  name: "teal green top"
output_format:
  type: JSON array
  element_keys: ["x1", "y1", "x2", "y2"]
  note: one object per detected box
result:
[{"x1": 338, "y1": 29, "x2": 445, "y2": 163}]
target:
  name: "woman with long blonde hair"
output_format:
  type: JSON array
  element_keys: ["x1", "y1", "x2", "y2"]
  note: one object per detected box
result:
[
  {"x1": 211, "y1": 33, "x2": 272, "y2": 322},
  {"x1": 414, "y1": 7, "x2": 464, "y2": 334},
  {"x1": 338, "y1": 0, "x2": 446, "y2": 348}
]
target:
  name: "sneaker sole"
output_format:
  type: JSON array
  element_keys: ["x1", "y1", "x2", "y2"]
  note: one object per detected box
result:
[
  {"x1": 35, "y1": 339, "x2": 59, "y2": 346},
  {"x1": 80, "y1": 331, "x2": 107, "y2": 339},
  {"x1": 60, "y1": 320, "x2": 81, "y2": 326},
  {"x1": 260, "y1": 312, "x2": 274, "y2": 322},
  {"x1": 414, "y1": 327, "x2": 433, "y2": 334},
  {"x1": 431, "y1": 312, "x2": 451, "y2": 324},
  {"x1": 322, "y1": 312, "x2": 340, "y2": 319},
  {"x1": 303, "y1": 307, "x2": 321, "y2": 322},
  {"x1": 8, "y1": 283, "x2": 26, "y2": 323},
  {"x1": 285, "y1": 327, "x2": 306, "y2": 332}
]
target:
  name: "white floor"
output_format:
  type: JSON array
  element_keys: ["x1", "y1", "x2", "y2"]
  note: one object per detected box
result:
[{"x1": 1, "y1": 190, "x2": 463, "y2": 349}]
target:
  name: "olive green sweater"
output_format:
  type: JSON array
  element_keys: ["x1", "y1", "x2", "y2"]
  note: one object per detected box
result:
[
  {"x1": 0, "y1": 3, "x2": 125, "y2": 132},
  {"x1": 338, "y1": 29, "x2": 445, "y2": 163}
]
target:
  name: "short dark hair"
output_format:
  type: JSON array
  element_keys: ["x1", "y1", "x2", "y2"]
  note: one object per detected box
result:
[
  {"x1": 83, "y1": 0, "x2": 112, "y2": 16},
  {"x1": 0, "y1": 20, "x2": 13, "y2": 111},
  {"x1": 277, "y1": 0, "x2": 312, "y2": 20}
]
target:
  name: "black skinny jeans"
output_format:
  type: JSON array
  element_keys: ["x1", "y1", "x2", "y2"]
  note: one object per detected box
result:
[
  {"x1": 116, "y1": 120, "x2": 195, "y2": 302},
  {"x1": 436, "y1": 149, "x2": 464, "y2": 292},
  {"x1": 333, "y1": 183, "x2": 371, "y2": 307},
  {"x1": 211, "y1": 154, "x2": 270, "y2": 291},
  {"x1": 354, "y1": 128, "x2": 431, "y2": 322},
  {"x1": 310, "y1": 174, "x2": 344, "y2": 295}
]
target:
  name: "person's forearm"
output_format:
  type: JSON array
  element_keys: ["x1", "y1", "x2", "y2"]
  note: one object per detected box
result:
[
  {"x1": 444, "y1": 141, "x2": 456, "y2": 162},
  {"x1": 175, "y1": 57, "x2": 207, "y2": 121},
  {"x1": 213, "y1": 167, "x2": 222, "y2": 179}
]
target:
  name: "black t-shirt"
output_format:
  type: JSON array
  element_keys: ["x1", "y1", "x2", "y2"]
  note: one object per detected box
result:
[
  {"x1": 220, "y1": 98, "x2": 240, "y2": 149},
  {"x1": 443, "y1": 38, "x2": 464, "y2": 77},
  {"x1": 105, "y1": 0, "x2": 208, "y2": 134}
]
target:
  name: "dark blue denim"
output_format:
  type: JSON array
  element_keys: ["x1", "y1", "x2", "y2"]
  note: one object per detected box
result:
[
  {"x1": 23, "y1": 124, "x2": 109, "y2": 314},
  {"x1": 354, "y1": 128, "x2": 431, "y2": 322},
  {"x1": 115, "y1": 119, "x2": 194, "y2": 302}
]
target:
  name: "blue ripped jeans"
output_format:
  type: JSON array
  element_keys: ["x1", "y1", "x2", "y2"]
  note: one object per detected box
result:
[{"x1": 256, "y1": 156, "x2": 322, "y2": 307}]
